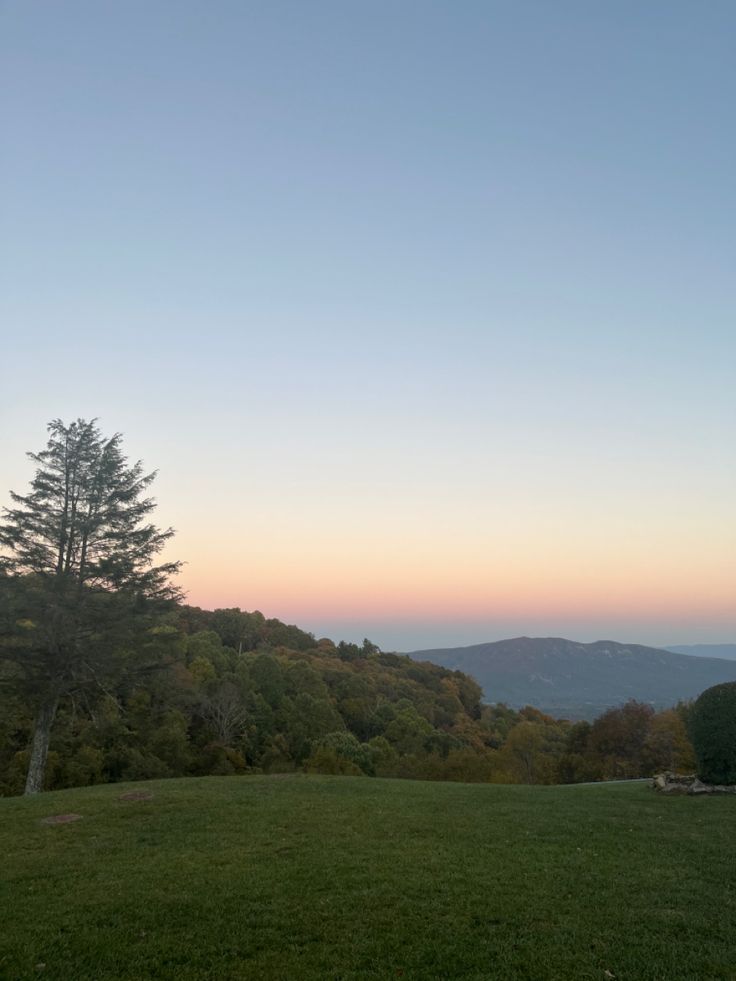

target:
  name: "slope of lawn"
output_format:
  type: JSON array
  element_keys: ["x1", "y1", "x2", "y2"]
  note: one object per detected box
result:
[{"x1": 1, "y1": 775, "x2": 734, "y2": 981}]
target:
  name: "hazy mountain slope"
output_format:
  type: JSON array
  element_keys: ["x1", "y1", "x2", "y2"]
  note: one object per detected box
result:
[
  {"x1": 406, "y1": 636, "x2": 736, "y2": 720},
  {"x1": 665, "y1": 644, "x2": 736, "y2": 660}
]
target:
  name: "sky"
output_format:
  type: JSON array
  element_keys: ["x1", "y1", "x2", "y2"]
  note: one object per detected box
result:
[{"x1": 1, "y1": 1, "x2": 734, "y2": 651}]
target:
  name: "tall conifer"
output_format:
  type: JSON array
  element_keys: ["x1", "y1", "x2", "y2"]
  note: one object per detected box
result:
[{"x1": 0, "y1": 419, "x2": 181, "y2": 793}]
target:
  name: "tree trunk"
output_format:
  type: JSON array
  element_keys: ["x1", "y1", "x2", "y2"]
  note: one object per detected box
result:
[{"x1": 24, "y1": 690, "x2": 60, "y2": 795}]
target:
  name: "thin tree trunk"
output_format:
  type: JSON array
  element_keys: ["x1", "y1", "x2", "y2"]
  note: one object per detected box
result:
[{"x1": 24, "y1": 690, "x2": 60, "y2": 795}]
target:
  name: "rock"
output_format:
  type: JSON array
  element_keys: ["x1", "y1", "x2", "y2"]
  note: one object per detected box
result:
[
  {"x1": 651, "y1": 772, "x2": 736, "y2": 795},
  {"x1": 653, "y1": 772, "x2": 690, "y2": 793},
  {"x1": 689, "y1": 779, "x2": 712, "y2": 795}
]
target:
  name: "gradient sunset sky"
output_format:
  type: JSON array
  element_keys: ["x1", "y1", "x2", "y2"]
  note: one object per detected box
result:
[{"x1": 2, "y1": 1, "x2": 734, "y2": 650}]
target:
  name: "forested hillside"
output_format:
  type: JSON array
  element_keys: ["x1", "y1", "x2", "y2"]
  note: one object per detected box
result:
[{"x1": 0, "y1": 597, "x2": 696, "y2": 796}]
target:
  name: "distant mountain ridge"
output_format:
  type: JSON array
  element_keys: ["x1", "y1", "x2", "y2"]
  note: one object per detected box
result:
[
  {"x1": 407, "y1": 636, "x2": 736, "y2": 721},
  {"x1": 665, "y1": 644, "x2": 736, "y2": 661}
]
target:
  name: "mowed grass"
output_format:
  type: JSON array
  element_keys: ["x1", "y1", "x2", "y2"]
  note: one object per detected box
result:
[{"x1": 1, "y1": 776, "x2": 735, "y2": 981}]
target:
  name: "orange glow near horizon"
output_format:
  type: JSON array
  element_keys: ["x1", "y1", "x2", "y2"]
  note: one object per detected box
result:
[
  {"x1": 150, "y1": 432, "x2": 736, "y2": 642},
  {"x1": 174, "y1": 527, "x2": 735, "y2": 626}
]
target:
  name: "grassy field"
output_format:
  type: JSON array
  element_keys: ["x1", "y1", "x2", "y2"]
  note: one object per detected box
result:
[{"x1": 1, "y1": 775, "x2": 734, "y2": 981}]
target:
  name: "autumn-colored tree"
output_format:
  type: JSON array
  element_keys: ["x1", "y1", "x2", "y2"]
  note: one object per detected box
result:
[
  {"x1": 587, "y1": 701, "x2": 654, "y2": 779},
  {"x1": 499, "y1": 721, "x2": 564, "y2": 784},
  {"x1": 643, "y1": 709, "x2": 695, "y2": 773}
]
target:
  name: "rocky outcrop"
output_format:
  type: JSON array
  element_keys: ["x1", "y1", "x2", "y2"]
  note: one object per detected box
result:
[{"x1": 652, "y1": 772, "x2": 736, "y2": 795}]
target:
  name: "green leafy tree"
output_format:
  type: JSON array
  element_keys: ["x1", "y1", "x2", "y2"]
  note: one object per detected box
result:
[
  {"x1": 689, "y1": 683, "x2": 736, "y2": 784},
  {"x1": 0, "y1": 418, "x2": 180, "y2": 794},
  {"x1": 500, "y1": 722, "x2": 549, "y2": 783},
  {"x1": 383, "y1": 704, "x2": 434, "y2": 755},
  {"x1": 305, "y1": 731, "x2": 374, "y2": 775}
]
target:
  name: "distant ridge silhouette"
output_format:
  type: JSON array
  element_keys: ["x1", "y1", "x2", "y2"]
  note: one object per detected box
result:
[
  {"x1": 665, "y1": 643, "x2": 736, "y2": 661},
  {"x1": 406, "y1": 636, "x2": 736, "y2": 720}
]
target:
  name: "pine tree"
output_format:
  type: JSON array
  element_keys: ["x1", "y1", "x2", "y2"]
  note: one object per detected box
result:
[{"x1": 0, "y1": 419, "x2": 181, "y2": 793}]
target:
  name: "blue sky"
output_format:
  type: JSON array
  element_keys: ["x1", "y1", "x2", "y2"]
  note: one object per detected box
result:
[{"x1": 2, "y1": 1, "x2": 734, "y2": 650}]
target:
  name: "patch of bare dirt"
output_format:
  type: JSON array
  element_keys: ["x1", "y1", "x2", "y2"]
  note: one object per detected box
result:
[
  {"x1": 118, "y1": 790, "x2": 154, "y2": 802},
  {"x1": 41, "y1": 813, "x2": 83, "y2": 825}
]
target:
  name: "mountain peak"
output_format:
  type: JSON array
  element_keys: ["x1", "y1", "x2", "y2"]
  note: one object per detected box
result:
[{"x1": 406, "y1": 636, "x2": 736, "y2": 721}]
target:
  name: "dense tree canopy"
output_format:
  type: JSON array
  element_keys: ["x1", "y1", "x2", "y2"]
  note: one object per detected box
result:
[{"x1": 0, "y1": 595, "x2": 698, "y2": 795}]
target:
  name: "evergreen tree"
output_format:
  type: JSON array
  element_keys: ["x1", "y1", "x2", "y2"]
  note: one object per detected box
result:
[{"x1": 0, "y1": 418, "x2": 180, "y2": 793}]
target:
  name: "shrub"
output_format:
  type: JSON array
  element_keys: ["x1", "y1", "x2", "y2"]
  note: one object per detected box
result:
[
  {"x1": 305, "y1": 731, "x2": 374, "y2": 775},
  {"x1": 689, "y1": 682, "x2": 736, "y2": 784},
  {"x1": 304, "y1": 746, "x2": 363, "y2": 776}
]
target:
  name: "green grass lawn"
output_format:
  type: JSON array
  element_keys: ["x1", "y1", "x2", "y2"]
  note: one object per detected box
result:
[{"x1": 1, "y1": 775, "x2": 734, "y2": 981}]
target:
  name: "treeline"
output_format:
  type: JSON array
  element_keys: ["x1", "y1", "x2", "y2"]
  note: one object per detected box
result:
[{"x1": 0, "y1": 603, "x2": 695, "y2": 795}]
